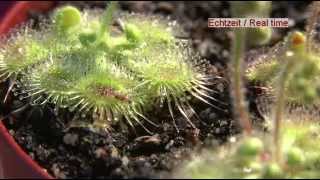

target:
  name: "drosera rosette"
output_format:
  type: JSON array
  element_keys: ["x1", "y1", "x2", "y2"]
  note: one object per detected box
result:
[
  {"x1": 0, "y1": 5, "x2": 86, "y2": 103},
  {"x1": 0, "y1": 4, "x2": 89, "y2": 77},
  {"x1": 113, "y1": 14, "x2": 223, "y2": 129},
  {"x1": 0, "y1": 23, "x2": 51, "y2": 103},
  {"x1": 0, "y1": 30, "x2": 49, "y2": 81},
  {"x1": 0, "y1": 2, "x2": 221, "y2": 133},
  {"x1": 124, "y1": 42, "x2": 220, "y2": 129},
  {"x1": 20, "y1": 46, "x2": 152, "y2": 132}
]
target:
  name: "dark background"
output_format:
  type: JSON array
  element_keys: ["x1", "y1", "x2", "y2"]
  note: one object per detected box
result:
[{"x1": 0, "y1": 1, "x2": 13, "y2": 19}]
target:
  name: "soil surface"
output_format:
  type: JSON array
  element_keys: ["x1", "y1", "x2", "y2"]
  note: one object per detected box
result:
[{"x1": 1, "y1": 1, "x2": 311, "y2": 178}]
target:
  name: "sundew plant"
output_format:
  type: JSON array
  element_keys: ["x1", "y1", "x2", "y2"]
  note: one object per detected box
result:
[{"x1": 0, "y1": 2, "x2": 217, "y2": 133}]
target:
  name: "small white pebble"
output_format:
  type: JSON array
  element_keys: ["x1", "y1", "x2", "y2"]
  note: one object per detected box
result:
[
  {"x1": 122, "y1": 156, "x2": 129, "y2": 166},
  {"x1": 229, "y1": 136, "x2": 237, "y2": 143},
  {"x1": 63, "y1": 133, "x2": 79, "y2": 146}
]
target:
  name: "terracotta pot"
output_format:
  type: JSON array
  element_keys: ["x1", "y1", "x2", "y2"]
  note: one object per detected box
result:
[{"x1": 0, "y1": 1, "x2": 56, "y2": 178}]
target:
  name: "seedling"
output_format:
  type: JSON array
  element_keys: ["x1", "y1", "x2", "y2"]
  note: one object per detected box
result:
[
  {"x1": 0, "y1": 2, "x2": 219, "y2": 133},
  {"x1": 236, "y1": 137, "x2": 263, "y2": 158}
]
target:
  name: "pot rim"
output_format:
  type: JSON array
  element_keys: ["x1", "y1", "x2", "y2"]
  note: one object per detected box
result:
[{"x1": 0, "y1": 1, "x2": 56, "y2": 179}]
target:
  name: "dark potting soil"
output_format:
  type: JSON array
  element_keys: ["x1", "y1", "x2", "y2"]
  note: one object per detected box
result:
[{"x1": 0, "y1": 1, "x2": 311, "y2": 179}]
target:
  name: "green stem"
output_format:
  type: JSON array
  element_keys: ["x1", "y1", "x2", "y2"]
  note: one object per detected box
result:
[
  {"x1": 273, "y1": 56, "x2": 295, "y2": 163},
  {"x1": 306, "y1": 1, "x2": 320, "y2": 53},
  {"x1": 273, "y1": 69, "x2": 286, "y2": 163},
  {"x1": 231, "y1": 29, "x2": 252, "y2": 135},
  {"x1": 98, "y1": 1, "x2": 118, "y2": 42}
]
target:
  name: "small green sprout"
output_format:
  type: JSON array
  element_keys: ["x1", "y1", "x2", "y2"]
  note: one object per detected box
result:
[
  {"x1": 262, "y1": 163, "x2": 284, "y2": 178},
  {"x1": 79, "y1": 30, "x2": 97, "y2": 46},
  {"x1": 54, "y1": 6, "x2": 81, "y2": 32},
  {"x1": 286, "y1": 147, "x2": 305, "y2": 166},
  {"x1": 0, "y1": 2, "x2": 218, "y2": 133},
  {"x1": 236, "y1": 137, "x2": 264, "y2": 158}
]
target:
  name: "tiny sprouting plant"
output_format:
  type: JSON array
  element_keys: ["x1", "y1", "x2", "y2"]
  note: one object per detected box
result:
[{"x1": 0, "y1": 2, "x2": 219, "y2": 133}]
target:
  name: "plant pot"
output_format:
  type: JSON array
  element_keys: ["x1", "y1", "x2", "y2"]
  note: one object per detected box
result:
[{"x1": 0, "y1": 2, "x2": 56, "y2": 178}]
